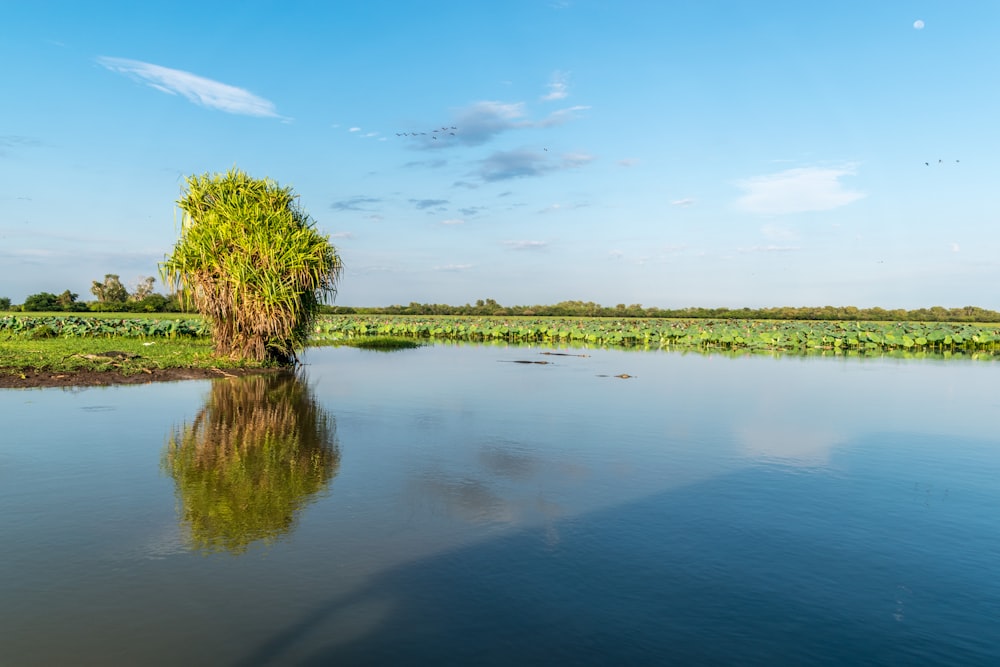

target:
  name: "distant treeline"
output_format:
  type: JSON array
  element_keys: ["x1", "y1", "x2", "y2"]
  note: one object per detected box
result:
[{"x1": 321, "y1": 299, "x2": 1000, "y2": 323}]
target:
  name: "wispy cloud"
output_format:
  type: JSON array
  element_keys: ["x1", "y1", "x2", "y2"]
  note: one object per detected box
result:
[
  {"x1": 617, "y1": 158, "x2": 640, "y2": 167},
  {"x1": 671, "y1": 198, "x2": 695, "y2": 207},
  {"x1": 331, "y1": 196, "x2": 382, "y2": 211},
  {"x1": 404, "y1": 158, "x2": 448, "y2": 169},
  {"x1": 737, "y1": 245, "x2": 801, "y2": 253},
  {"x1": 440, "y1": 99, "x2": 588, "y2": 148},
  {"x1": 536, "y1": 105, "x2": 590, "y2": 127},
  {"x1": 478, "y1": 150, "x2": 549, "y2": 182},
  {"x1": 0, "y1": 136, "x2": 42, "y2": 156},
  {"x1": 452, "y1": 101, "x2": 530, "y2": 145},
  {"x1": 503, "y1": 240, "x2": 548, "y2": 250},
  {"x1": 434, "y1": 263, "x2": 473, "y2": 271},
  {"x1": 542, "y1": 71, "x2": 570, "y2": 101},
  {"x1": 560, "y1": 152, "x2": 594, "y2": 168},
  {"x1": 761, "y1": 223, "x2": 796, "y2": 241},
  {"x1": 951, "y1": 242, "x2": 960, "y2": 253},
  {"x1": 476, "y1": 149, "x2": 592, "y2": 183},
  {"x1": 330, "y1": 232, "x2": 356, "y2": 239},
  {"x1": 96, "y1": 56, "x2": 285, "y2": 119},
  {"x1": 410, "y1": 198, "x2": 449, "y2": 210},
  {"x1": 441, "y1": 219, "x2": 465, "y2": 225},
  {"x1": 735, "y1": 165, "x2": 864, "y2": 215},
  {"x1": 539, "y1": 202, "x2": 588, "y2": 214}
]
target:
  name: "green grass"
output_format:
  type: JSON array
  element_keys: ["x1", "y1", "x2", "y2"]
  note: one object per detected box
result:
[{"x1": 0, "y1": 336, "x2": 270, "y2": 377}]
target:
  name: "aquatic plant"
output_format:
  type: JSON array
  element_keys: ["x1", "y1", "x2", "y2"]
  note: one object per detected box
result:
[{"x1": 309, "y1": 315, "x2": 1000, "y2": 356}]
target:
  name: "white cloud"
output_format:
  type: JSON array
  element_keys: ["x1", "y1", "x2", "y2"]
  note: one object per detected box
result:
[
  {"x1": 96, "y1": 57, "x2": 285, "y2": 119},
  {"x1": 446, "y1": 99, "x2": 588, "y2": 147},
  {"x1": 737, "y1": 245, "x2": 800, "y2": 253},
  {"x1": 735, "y1": 166, "x2": 864, "y2": 215},
  {"x1": 761, "y1": 223, "x2": 796, "y2": 241},
  {"x1": 453, "y1": 101, "x2": 530, "y2": 145},
  {"x1": 951, "y1": 242, "x2": 960, "y2": 253},
  {"x1": 560, "y1": 152, "x2": 594, "y2": 168},
  {"x1": 349, "y1": 127, "x2": 362, "y2": 132},
  {"x1": 503, "y1": 240, "x2": 548, "y2": 250},
  {"x1": 478, "y1": 150, "x2": 549, "y2": 181},
  {"x1": 913, "y1": 19, "x2": 925, "y2": 30},
  {"x1": 540, "y1": 202, "x2": 588, "y2": 214},
  {"x1": 542, "y1": 71, "x2": 569, "y2": 101},
  {"x1": 434, "y1": 264, "x2": 473, "y2": 271},
  {"x1": 441, "y1": 219, "x2": 465, "y2": 225},
  {"x1": 537, "y1": 105, "x2": 590, "y2": 128},
  {"x1": 671, "y1": 198, "x2": 695, "y2": 207}
]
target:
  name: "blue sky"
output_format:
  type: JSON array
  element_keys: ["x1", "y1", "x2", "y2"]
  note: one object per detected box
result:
[{"x1": 2, "y1": 1, "x2": 998, "y2": 309}]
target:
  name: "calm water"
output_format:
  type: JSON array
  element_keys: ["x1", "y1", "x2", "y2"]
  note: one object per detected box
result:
[{"x1": 1, "y1": 344, "x2": 998, "y2": 666}]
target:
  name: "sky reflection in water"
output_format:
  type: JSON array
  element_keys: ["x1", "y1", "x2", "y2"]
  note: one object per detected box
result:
[{"x1": 0, "y1": 345, "x2": 998, "y2": 665}]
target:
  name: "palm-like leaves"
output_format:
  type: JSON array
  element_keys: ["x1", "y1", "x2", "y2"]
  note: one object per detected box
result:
[{"x1": 160, "y1": 168, "x2": 342, "y2": 363}]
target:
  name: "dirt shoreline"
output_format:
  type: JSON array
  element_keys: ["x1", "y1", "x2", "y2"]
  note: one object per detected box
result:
[{"x1": 0, "y1": 366, "x2": 283, "y2": 389}]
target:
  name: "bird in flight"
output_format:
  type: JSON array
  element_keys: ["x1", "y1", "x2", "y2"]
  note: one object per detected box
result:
[{"x1": 396, "y1": 126, "x2": 459, "y2": 138}]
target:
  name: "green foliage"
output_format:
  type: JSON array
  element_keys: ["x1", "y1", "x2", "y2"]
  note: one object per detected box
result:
[
  {"x1": 161, "y1": 374, "x2": 340, "y2": 554},
  {"x1": 345, "y1": 300, "x2": 1000, "y2": 323},
  {"x1": 130, "y1": 276, "x2": 156, "y2": 301},
  {"x1": 161, "y1": 168, "x2": 343, "y2": 364},
  {"x1": 91, "y1": 274, "x2": 130, "y2": 303},
  {"x1": 338, "y1": 336, "x2": 424, "y2": 351},
  {"x1": 310, "y1": 315, "x2": 1000, "y2": 357},
  {"x1": 28, "y1": 324, "x2": 58, "y2": 339},
  {"x1": 22, "y1": 291, "x2": 88, "y2": 312},
  {"x1": 0, "y1": 315, "x2": 209, "y2": 338},
  {"x1": 0, "y1": 297, "x2": 10, "y2": 310},
  {"x1": 88, "y1": 300, "x2": 129, "y2": 312},
  {"x1": 22, "y1": 292, "x2": 63, "y2": 312}
]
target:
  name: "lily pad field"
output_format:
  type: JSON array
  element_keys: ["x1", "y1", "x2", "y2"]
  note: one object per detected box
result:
[{"x1": 3, "y1": 314, "x2": 1000, "y2": 357}]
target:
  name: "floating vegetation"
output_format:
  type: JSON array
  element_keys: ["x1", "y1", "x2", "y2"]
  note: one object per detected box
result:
[
  {"x1": 5, "y1": 314, "x2": 1000, "y2": 358},
  {"x1": 310, "y1": 315, "x2": 1000, "y2": 357},
  {"x1": 333, "y1": 336, "x2": 424, "y2": 351}
]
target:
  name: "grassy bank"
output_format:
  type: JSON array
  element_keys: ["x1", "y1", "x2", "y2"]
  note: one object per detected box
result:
[{"x1": 0, "y1": 336, "x2": 269, "y2": 377}]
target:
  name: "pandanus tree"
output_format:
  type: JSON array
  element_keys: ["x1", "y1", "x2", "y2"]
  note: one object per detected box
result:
[{"x1": 160, "y1": 168, "x2": 342, "y2": 364}]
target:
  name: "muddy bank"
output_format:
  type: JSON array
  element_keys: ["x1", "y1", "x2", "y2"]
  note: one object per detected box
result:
[{"x1": 0, "y1": 366, "x2": 283, "y2": 389}]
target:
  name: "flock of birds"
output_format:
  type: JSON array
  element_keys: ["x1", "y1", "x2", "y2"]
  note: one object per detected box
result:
[
  {"x1": 926, "y1": 159, "x2": 959, "y2": 166},
  {"x1": 397, "y1": 126, "x2": 458, "y2": 140}
]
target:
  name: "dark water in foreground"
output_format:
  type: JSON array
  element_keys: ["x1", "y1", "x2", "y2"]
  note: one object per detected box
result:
[{"x1": 1, "y1": 344, "x2": 998, "y2": 666}]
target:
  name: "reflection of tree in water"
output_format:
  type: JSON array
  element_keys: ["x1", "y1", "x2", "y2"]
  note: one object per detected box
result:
[{"x1": 162, "y1": 373, "x2": 340, "y2": 554}]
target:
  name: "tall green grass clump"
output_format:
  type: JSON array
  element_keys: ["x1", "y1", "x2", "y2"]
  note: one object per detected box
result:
[{"x1": 161, "y1": 168, "x2": 342, "y2": 364}]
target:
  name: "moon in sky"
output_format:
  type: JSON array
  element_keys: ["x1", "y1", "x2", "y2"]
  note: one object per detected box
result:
[{"x1": 913, "y1": 19, "x2": 925, "y2": 30}]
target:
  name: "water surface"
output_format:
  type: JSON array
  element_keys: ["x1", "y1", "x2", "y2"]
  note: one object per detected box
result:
[{"x1": 1, "y1": 345, "x2": 998, "y2": 665}]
